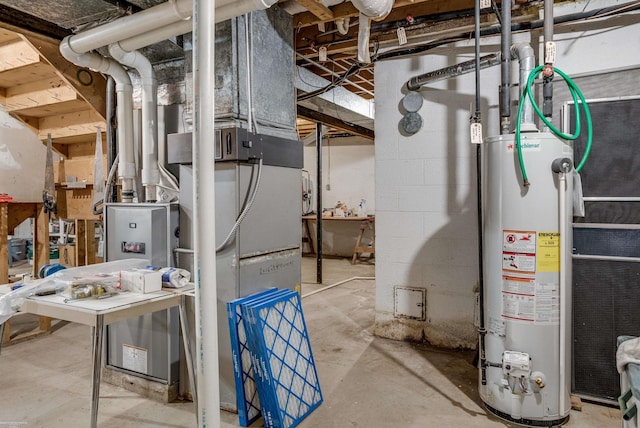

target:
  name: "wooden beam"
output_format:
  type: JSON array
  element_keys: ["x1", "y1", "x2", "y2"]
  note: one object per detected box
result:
[
  {"x1": 4, "y1": 78, "x2": 79, "y2": 113},
  {"x1": 297, "y1": 105, "x2": 374, "y2": 140},
  {"x1": 0, "y1": 39, "x2": 40, "y2": 72},
  {"x1": 33, "y1": 204, "x2": 49, "y2": 276},
  {"x1": 294, "y1": 0, "x2": 334, "y2": 21},
  {"x1": 293, "y1": 0, "x2": 460, "y2": 28},
  {"x1": 7, "y1": 203, "x2": 37, "y2": 234},
  {"x1": 19, "y1": 33, "x2": 107, "y2": 119},
  {"x1": 37, "y1": 109, "x2": 106, "y2": 141}
]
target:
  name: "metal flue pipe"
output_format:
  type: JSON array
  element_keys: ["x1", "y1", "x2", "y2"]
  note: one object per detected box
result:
[
  {"x1": 500, "y1": 0, "x2": 512, "y2": 134},
  {"x1": 406, "y1": 53, "x2": 501, "y2": 91},
  {"x1": 511, "y1": 43, "x2": 536, "y2": 130},
  {"x1": 543, "y1": 0, "x2": 554, "y2": 118}
]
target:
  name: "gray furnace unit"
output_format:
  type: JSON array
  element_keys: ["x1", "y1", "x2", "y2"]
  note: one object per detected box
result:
[
  {"x1": 169, "y1": 126, "x2": 302, "y2": 409},
  {"x1": 104, "y1": 203, "x2": 180, "y2": 398}
]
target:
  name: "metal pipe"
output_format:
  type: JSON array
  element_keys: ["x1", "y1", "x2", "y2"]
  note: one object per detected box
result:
[
  {"x1": 558, "y1": 171, "x2": 568, "y2": 417},
  {"x1": 474, "y1": 0, "x2": 487, "y2": 387},
  {"x1": 109, "y1": 43, "x2": 160, "y2": 202},
  {"x1": 543, "y1": 0, "x2": 554, "y2": 118},
  {"x1": 90, "y1": 315, "x2": 104, "y2": 428},
  {"x1": 406, "y1": 53, "x2": 500, "y2": 91},
  {"x1": 511, "y1": 43, "x2": 536, "y2": 129},
  {"x1": 474, "y1": 0, "x2": 481, "y2": 119},
  {"x1": 193, "y1": 0, "x2": 221, "y2": 425},
  {"x1": 500, "y1": 0, "x2": 512, "y2": 134},
  {"x1": 316, "y1": 123, "x2": 323, "y2": 285},
  {"x1": 178, "y1": 295, "x2": 198, "y2": 415}
]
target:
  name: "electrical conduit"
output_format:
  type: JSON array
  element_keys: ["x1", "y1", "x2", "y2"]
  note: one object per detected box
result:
[{"x1": 109, "y1": 43, "x2": 160, "y2": 202}]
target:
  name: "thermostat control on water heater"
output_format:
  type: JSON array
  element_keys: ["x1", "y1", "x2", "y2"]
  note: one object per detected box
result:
[{"x1": 502, "y1": 351, "x2": 531, "y2": 378}]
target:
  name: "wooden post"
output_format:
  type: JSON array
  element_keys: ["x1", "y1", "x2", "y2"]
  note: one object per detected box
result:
[
  {"x1": 0, "y1": 203, "x2": 8, "y2": 284},
  {"x1": 33, "y1": 203, "x2": 50, "y2": 277},
  {"x1": 75, "y1": 219, "x2": 86, "y2": 266},
  {"x1": 85, "y1": 219, "x2": 97, "y2": 265}
]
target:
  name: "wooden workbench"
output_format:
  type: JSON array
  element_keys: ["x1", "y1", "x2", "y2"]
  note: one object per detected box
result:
[{"x1": 1, "y1": 202, "x2": 51, "y2": 345}]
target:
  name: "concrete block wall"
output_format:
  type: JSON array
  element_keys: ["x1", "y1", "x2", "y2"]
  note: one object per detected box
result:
[{"x1": 373, "y1": 0, "x2": 640, "y2": 349}]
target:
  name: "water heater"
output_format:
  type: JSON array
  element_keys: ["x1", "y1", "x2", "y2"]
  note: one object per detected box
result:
[{"x1": 481, "y1": 132, "x2": 573, "y2": 426}]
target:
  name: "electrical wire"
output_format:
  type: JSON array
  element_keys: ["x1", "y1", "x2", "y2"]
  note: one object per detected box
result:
[
  {"x1": 215, "y1": 158, "x2": 263, "y2": 253},
  {"x1": 104, "y1": 152, "x2": 119, "y2": 203},
  {"x1": 515, "y1": 66, "x2": 593, "y2": 186},
  {"x1": 296, "y1": 1, "x2": 640, "y2": 98}
]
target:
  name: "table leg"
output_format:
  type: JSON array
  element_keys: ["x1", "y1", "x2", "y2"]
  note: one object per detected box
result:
[
  {"x1": 0, "y1": 322, "x2": 6, "y2": 355},
  {"x1": 178, "y1": 295, "x2": 198, "y2": 411},
  {"x1": 91, "y1": 315, "x2": 104, "y2": 428}
]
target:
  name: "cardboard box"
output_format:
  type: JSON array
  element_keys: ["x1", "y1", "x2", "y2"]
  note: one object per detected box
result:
[{"x1": 120, "y1": 269, "x2": 162, "y2": 293}]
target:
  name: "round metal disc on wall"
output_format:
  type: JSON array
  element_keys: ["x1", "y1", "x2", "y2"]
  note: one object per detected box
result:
[
  {"x1": 401, "y1": 112, "x2": 423, "y2": 134},
  {"x1": 402, "y1": 91, "x2": 423, "y2": 112}
]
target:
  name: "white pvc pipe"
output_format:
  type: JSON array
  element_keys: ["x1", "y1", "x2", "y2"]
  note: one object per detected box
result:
[
  {"x1": 119, "y1": 19, "x2": 194, "y2": 52},
  {"x1": 193, "y1": 0, "x2": 220, "y2": 425},
  {"x1": 335, "y1": 18, "x2": 349, "y2": 35},
  {"x1": 60, "y1": 38, "x2": 136, "y2": 201},
  {"x1": 559, "y1": 171, "x2": 568, "y2": 416},
  {"x1": 302, "y1": 276, "x2": 375, "y2": 299},
  {"x1": 351, "y1": 0, "x2": 393, "y2": 18},
  {"x1": 216, "y1": 0, "x2": 278, "y2": 23},
  {"x1": 67, "y1": 0, "x2": 192, "y2": 54},
  {"x1": 109, "y1": 43, "x2": 160, "y2": 202}
]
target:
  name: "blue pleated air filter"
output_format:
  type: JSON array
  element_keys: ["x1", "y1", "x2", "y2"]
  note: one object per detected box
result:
[
  {"x1": 227, "y1": 288, "x2": 283, "y2": 426},
  {"x1": 241, "y1": 290, "x2": 323, "y2": 428}
]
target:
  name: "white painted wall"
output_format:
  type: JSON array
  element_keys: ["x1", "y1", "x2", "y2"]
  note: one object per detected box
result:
[
  {"x1": 303, "y1": 137, "x2": 375, "y2": 256},
  {"x1": 373, "y1": 1, "x2": 640, "y2": 348}
]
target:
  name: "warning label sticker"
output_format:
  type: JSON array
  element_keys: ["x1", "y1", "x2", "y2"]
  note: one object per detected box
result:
[
  {"x1": 537, "y1": 232, "x2": 560, "y2": 272},
  {"x1": 503, "y1": 230, "x2": 536, "y2": 253},
  {"x1": 534, "y1": 281, "x2": 560, "y2": 324},
  {"x1": 502, "y1": 252, "x2": 536, "y2": 273},
  {"x1": 501, "y1": 276, "x2": 559, "y2": 325},
  {"x1": 502, "y1": 293, "x2": 535, "y2": 322}
]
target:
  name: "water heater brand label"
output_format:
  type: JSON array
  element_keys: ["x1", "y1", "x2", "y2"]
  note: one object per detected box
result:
[{"x1": 505, "y1": 141, "x2": 542, "y2": 152}]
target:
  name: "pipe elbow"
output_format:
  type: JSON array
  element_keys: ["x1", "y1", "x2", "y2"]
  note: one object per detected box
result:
[
  {"x1": 351, "y1": 0, "x2": 393, "y2": 20},
  {"x1": 171, "y1": 0, "x2": 193, "y2": 20},
  {"x1": 510, "y1": 43, "x2": 534, "y2": 61},
  {"x1": 109, "y1": 43, "x2": 155, "y2": 82},
  {"x1": 59, "y1": 36, "x2": 78, "y2": 63},
  {"x1": 335, "y1": 18, "x2": 349, "y2": 35}
]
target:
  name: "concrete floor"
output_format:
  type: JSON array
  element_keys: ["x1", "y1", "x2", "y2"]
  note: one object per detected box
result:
[{"x1": 0, "y1": 257, "x2": 621, "y2": 427}]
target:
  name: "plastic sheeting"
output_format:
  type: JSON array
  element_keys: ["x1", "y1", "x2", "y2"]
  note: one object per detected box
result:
[
  {"x1": 0, "y1": 259, "x2": 149, "y2": 325},
  {"x1": 0, "y1": 110, "x2": 47, "y2": 202}
]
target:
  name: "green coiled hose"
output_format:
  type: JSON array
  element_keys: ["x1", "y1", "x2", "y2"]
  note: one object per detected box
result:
[{"x1": 515, "y1": 65, "x2": 593, "y2": 186}]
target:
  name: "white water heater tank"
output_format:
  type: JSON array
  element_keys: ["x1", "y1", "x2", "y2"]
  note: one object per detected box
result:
[{"x1": 481, "y1": 132, "x2": 573, "y2": 426}]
